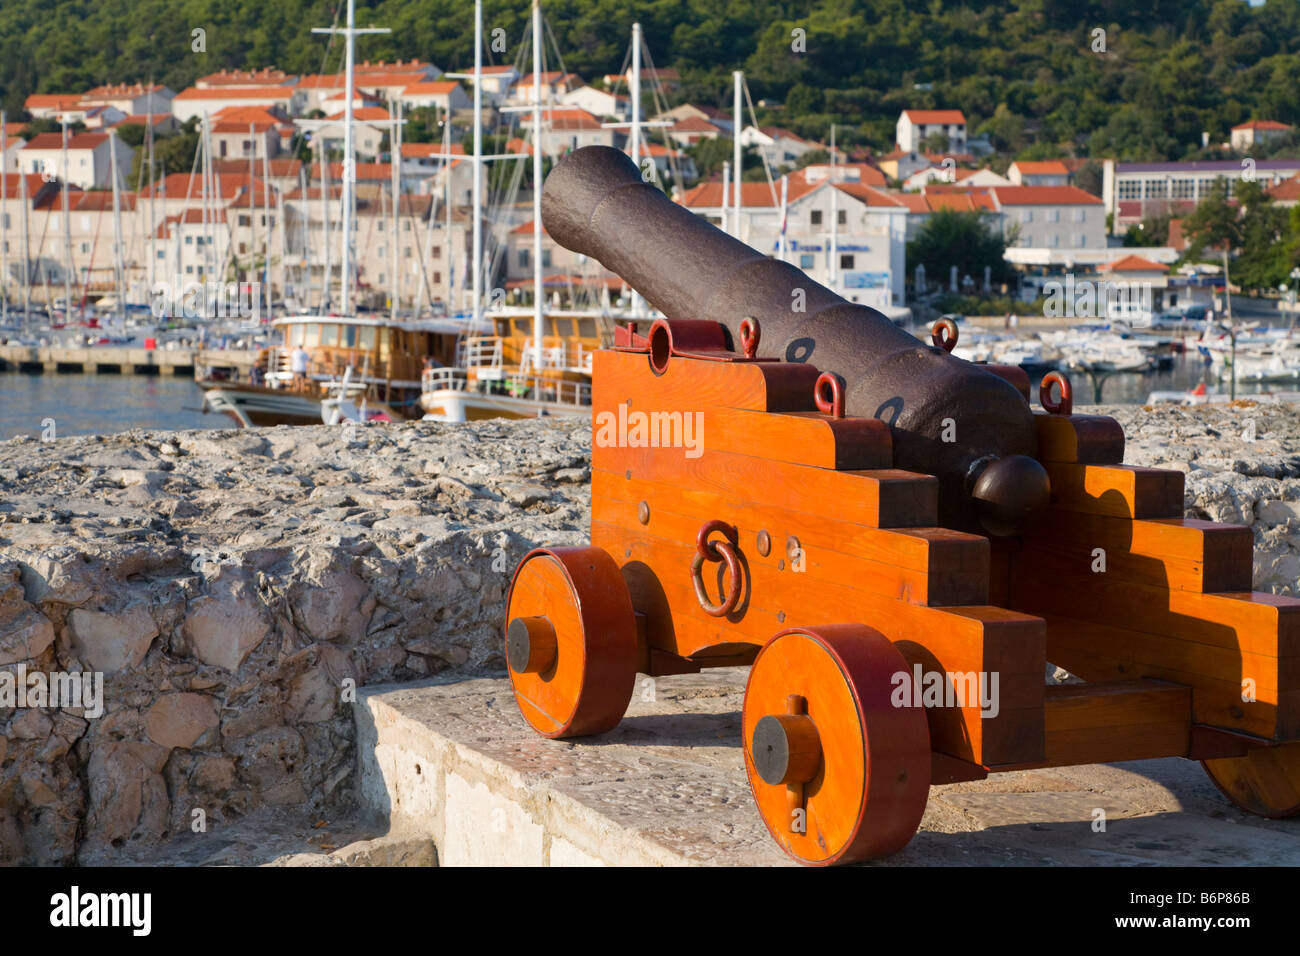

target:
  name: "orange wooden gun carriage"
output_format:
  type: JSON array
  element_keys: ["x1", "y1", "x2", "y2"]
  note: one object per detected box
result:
[{"x1": 502, "y1": 147, "x2": 1300, "y2": 866}]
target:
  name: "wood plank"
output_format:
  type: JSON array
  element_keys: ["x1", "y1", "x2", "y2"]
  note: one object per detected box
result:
[
  {"x1": 593, "y1": 348, "x2": 820, "y2": 414},
  {"x1": 1010, "y1": 557, "x2": 1300, "y2": 660},
  {"x1": 593, "y1": 519, "x2": 1047, "y2": 766},
  {"x1": 593, "y1": 469, "x2": 983, "y2": 576},
  {"x1": 1035, "y1": 614, "x2": 1298, "y2": 739},
  {"x1": 1034, "y1": 411, "x2": 1125, "y2": 464},
  {"x1": 595, "y1": 443, "x2": 938, "y2": 529},
  {"x1": 1043, "y1": 462, "x2": 1185, "y2": 519},
  {"x1": 593, "y1": 471, "x2": 988, "y2": 606},
  {"x1": 994, "y1": 680, "x2": 1192, "y2": 768},
  {"x1": 1022, "y1": 513, "x2": 1254, "y2": 593},
  {"x1": 700, "y1": 407, "x2": 892, "y2": 470}
]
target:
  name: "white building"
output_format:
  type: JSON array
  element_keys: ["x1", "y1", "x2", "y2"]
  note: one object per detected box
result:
[
  {"x1": 1230, "y1": 120, "x2": 1292, "y2": 152},
  {"x1": 738, "y1": 125, "x2": 821, "y2": 169},
  {"x1": 896, "y1": 110, "x2": 967, "y2": 153},
  {"x1": 80, "y1": 83, "x2": 175, "y2": 116},
  {"x1": 1007, "y1": 161, "x2": 1070, "y2": 187},
  {"x1": 18, "y1": 131, "x2": 132, "y2": 190},
  {"x1": 559, "y1": 85, "x2": 628, "y2": 121},
  {"x1": 171, "y1": 87, "x2": 303, "y2": 123},
  {"x1": 991, "y1": 185, "x2": 1105, "y2": 250},
  {"x1": 677, "y1": 177, "x2": 908, "y2": 309},
  {"x1": 399, "y1": 81, "x2": 471, "y2": 116}
]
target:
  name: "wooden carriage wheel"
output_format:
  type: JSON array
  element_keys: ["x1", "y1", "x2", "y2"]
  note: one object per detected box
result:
[
  {"x1": 742, "y1": 624, "x2": 931, "y2": 865},
  {"x1": 1202, "y1": 742, "x2": 1300, "y2": 818},
  {"x1": 504, "y1": 546, "x2": 638, "y2": 738}
]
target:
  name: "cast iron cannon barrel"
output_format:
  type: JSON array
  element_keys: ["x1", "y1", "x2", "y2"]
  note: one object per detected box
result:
[{"x1": 542, "y1": 146, "x2": 1047, "y2": 534}]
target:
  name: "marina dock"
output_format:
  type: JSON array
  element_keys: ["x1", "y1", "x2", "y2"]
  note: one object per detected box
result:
[{"x1": 0, "y1": 344, "x2": 259, "y2": 377}]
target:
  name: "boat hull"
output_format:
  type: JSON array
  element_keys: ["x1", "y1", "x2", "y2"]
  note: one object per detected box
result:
[{"x1": 202, "y1": 383, "x2": 325, "y2": 428}]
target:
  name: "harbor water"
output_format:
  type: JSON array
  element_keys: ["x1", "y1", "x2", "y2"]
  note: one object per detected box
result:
[
  {"x1": 0, "y1": 352, "x2": 1277, "y2": 442},
  {"x1": 0, "y1": 373, "x2": 220, "y2": 441}
]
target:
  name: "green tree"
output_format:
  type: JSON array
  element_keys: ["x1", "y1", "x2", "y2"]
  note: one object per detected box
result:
[
  {"x1": 906, "y1": 209, "x2": 1013, "y2": 288},
  {"x1": 1183, "y1": 180, "x2": 1240, "y2": 258}
]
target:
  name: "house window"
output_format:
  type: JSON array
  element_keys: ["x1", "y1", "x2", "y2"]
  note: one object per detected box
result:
[
  {"x1": 810, "y1": 210, "x2": 823, "y2": 226},
  {"x1": 1046, "y1": 209, "x2": 1059, "y2": 223},
  {"x1": 1171, "y1": 179, "x2": 1195, "y2": 200},
  {"x1": 432, "y1": 246, "x2": 441, "y2": 259},
  {"x1": 837, "y1": 210, "x2": 847, "y2": 226},
  {"x1": 220, "y1": 141, "x2": 227, "y2": 157},
  {"x1": 519, "y1": 248, "x2": 530, "y2": 268},
  {"x1": 433, "y1": 271, "x2": 441, "y2": 283},
  {"x1": 799, "y1": 253, "x2": 814, "y2": 269},
  {"x1": 1118, "y1": 180, "x2": 1141, "y2": 200},
  {"x1": 186, "y1": 265, "x2": 194, "y2": 274},
  {"x1": 1145, "y1": 180, "x2": 1168, "y2": 199},
  {"x1": 1048, "y1": 233, "x2": 1059, "y2": 248},
  {"x1": 239, "y1": 215, "x2": 250, "y2": 227},
  {"x1": 80, "y1": 242, "x2": 89, "y2": 253},
  {"x1": 157, "y1": 249, "x2": 165, "y2": 259},
  {"x1": 1074, "y1": 233, "x2": 1086, "y2": 248},
  {"x1": 404, "y1": 246, "x2": 411, "y2": 258},
  {"x1": 840, "y1": 254, "x2": 855, "y2": 270},
  {"x1": 239, "y1": 243, "x2": 247, "y2": 254},
  {"x1": 1020, "y1": 209, "x2": 1033, "y2": 223},
  {"x1": 1073, "y1": 208, "x2": 1086, "y2": 223},
  {"x1": 542, "y1": 250, "x2": 551, "y2": 268},
  {"x1": 185, "y1": 236, "x2": 193, "y2": 244}
]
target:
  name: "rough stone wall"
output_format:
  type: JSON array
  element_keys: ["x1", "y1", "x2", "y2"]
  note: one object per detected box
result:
[
  {"x1": 0, "y1": 420, "x2": 589, "y2": 864},
  {"x1": 2, "y1": 402, "x2": 1299, "y2": 865}
]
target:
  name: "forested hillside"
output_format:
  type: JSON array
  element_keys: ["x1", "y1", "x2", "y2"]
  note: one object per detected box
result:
[{"x1": 2, "y1": 0, "x2": 1299, "y2": 160}]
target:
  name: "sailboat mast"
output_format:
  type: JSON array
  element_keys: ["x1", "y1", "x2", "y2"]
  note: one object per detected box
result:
[
  {"x1": 721, "y1": 160, "x2": 730, "y2": 237},
  {"x1": 1, "y1": 110, "x2": 7, "y2": 327},
  {"x1": 19, "y1": 169, "x2": 30, "y2": 326},
  {"x1": 829, "y1": 123, "x2": 838, "y2": 289},
  {"x1": 629, "y1": 23, "x2": 642, "y2": 317},
  {"x1": 531, "y1": 0, "x2": 544, "y2": 371},
  {"x1": 733, "y1": 70, "x2": 742, "y2": 241},
  {"x1": 60, "y1": 120, "x2": 72, "y2": 316},
  {"x1": 471, "y1": 0, "x2": 484, "y2": 327},
  {"x1": 108, "y1": 126, "x2": 124, "y2": 323},
  {"x1": 390, "y1": 98, "x2": 401, "y2": 321},
  {"x1": 340, "y1": 0, "x2": 357, "y2": 314}
]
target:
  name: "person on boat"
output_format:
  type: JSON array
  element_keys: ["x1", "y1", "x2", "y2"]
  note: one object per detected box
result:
[
  {"x1": 291, "y1": 345, "x2": 310, "y2": 390},
  {"x1": 249, "y1": 362, "x2": 265, "y2": 386}
]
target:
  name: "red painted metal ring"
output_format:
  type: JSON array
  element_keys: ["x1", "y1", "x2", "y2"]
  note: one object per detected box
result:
[
  {"x1": 1040, "y1": 370, "x2": 1073, "y2": 417},
  {"x1": 931, "y1": 317, "x2": 958, "y2": 352},
  {"x1": 814, "y1": 372, "x2": 845, "y2": 419},
  {"x1": 691, "y1": 539, "x2": 742, "y2": 617},
  {"x1": 740, "y1": 316, "x2": 761, "y2": 358}
]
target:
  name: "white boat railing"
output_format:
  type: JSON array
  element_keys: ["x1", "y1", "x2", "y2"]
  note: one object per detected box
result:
[
  {"x1": 457, "y1": 335, "x2": 504, "y2": 369},
  {"x1": 422, "y1": 366, "x2": 592, "y2": 408}
]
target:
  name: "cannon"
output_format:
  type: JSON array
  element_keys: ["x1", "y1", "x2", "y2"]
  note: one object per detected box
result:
[{"x1": 503, "y1": 146, "x2": 1300, "y2": 865}]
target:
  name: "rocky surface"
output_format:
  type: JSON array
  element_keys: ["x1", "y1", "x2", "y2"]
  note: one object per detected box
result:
[
  {"x1": 1097, "y1": 400, "x2": 1300, "y2": 595},
  {"x1": 0, "y1": 401, "x2": 1298, "y2": 866},
  {"x1": 0, "y1": 419, "x2": 589, "y2": 865}
]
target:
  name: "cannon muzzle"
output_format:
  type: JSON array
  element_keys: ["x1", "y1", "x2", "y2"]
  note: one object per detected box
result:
[{"x1": 542, "y1": 146, "x2": 1046, "y2": 534}]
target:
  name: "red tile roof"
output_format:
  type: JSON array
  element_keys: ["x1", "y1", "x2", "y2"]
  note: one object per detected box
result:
[
  {"x1": 174, "y1": 87, "x2": 296, "y2": 100},
  {"x1": 198, "y1": 68, "x2": 293, "y2": 87},
  {"x1": 991, "y1": 185, "x2": 1102, "y2": 206},
  {"x1": 402, "y1": 81, "x2": 461, "y2": 95},
  {"x1": 1269, "y1": 176, "x2": 1300, "y2": 201},
  {"x1": 22, "y1": 132, "x2": 109, "y2": 150},
  {"x1": 903, "y1": 110, "x2": 966, "y2": 125},
  {"x1": 1105, "y1": 255, "x2": 1168, "y2": 272},
  {"x1": 1232, "y1": 120, "x2": 1291, "y2": 131},
  {"x1": 401, "y1": 142, "x2": 467, "y2": 157},
  {"x1": 1011, "y1": 160, "x2": 1070, "y2": 175}
]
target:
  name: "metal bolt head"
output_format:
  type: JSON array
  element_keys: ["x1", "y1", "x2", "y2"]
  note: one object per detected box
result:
[
  {"x1": 785, "y1": 536, "x2": 801, "y2": 561},
  {"x1": 756, "y1": 529, "x2": 771, "y2": 556},
  {"x1": 637, "y1": 500, "x2": 650, "y2": 524}
]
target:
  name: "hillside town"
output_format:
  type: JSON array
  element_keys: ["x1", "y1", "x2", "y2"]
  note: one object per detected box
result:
[{"x1": 4, "y1": 60, "x2": 1298, "y2": 323}]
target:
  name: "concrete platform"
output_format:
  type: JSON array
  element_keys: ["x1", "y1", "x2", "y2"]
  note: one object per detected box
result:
[{"x1": 356, "y1": 669, "x2": 1300, "y2": 866}]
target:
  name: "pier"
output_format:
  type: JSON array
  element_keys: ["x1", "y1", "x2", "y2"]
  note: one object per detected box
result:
[{"x1": 0, "y1": 345, "x2": 259, "y2": 377}]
